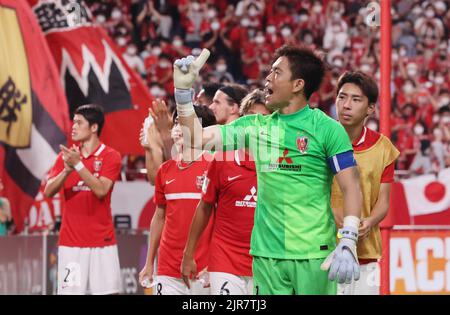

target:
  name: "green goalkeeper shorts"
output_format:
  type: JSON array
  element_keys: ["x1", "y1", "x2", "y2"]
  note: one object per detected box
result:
[{"x1": 252, "y1": 256, "x2": 337, "y2": 295}]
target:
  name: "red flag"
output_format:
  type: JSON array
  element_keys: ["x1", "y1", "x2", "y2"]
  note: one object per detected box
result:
[
  {"x1": 28, "y1": 0, "x2": 152, "y2": 155},
  {"x1": 0, "y1": 0, "x2": 71, "y2": 232}
]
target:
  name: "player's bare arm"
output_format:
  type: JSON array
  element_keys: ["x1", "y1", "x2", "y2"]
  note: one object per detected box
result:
[
  {"x1": 181, "y1": 200, "x2": 214, "y2": 289},
  {"x1": 332, "y1": 167, "x2": 362, "y2": 228},
  {"x1": 359, "y1": 183, "x2": 391, "y2": 239},
  {"x1": 150, "y1": 98, "x2": 174, "y2": 160},
  {"x1": 139, "y1": 205, "x2": 166, "y2": 287},
  {"x1": 144, "y1": 150, "x2": 162, "y2": 185},
  {"x1": 44, "y1": 170, "x2": 70, "y2": 198},
  {"x1": 332, "y1": 206, "x2": 344, "y2": 228},
  {"x1": 173, "y1": 49, "x2": 223, "y2": 151},
  {"x1": 44, "y1": 155, "x2": 74, "y2": 198},
  {"x1": 60, "y1": 144, "x2": 114, "y2": 199},
  {"x1": 179, "y1": 116, "x2": 222, "y2": 151},
  {"x1": 335, "y1": 166, "x2": 363, "y2": 219},
  {"x1": 321, "y1": 165, "x2": 363, "y2": 284}
]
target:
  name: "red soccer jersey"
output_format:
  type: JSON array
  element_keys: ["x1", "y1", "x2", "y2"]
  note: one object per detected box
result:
[
  {"x1": 48, "y1": 143, "x2": 121, "y2": 247},
  {"x1": 202, "y1": 150, "x2": 256, "y2": 276},
  {"x1": 154, "y1": 155, "x2": 213, "y2": 278}
]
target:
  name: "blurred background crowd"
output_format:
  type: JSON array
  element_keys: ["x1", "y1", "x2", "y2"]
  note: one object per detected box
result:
[{"x1": 83, "y1": 0, "x2": 450, "y2": 178}]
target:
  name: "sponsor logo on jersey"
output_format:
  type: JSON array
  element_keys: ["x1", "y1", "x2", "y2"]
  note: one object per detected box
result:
[
  {"x1": 265, "y1": 149, "x2": 302, "y2": 172},
  {"x1": 296, "y1": 136, "x2": 309, "y2": 154},
  {"x1": 277, "y1": 148, "x2": 293, "y2": 164},
  {"x1": 235, "y1": 186, "x2": 257, "y2": 208},
  {"x1": 72, "y1": 180, "x2": 91, "y2": 192}
]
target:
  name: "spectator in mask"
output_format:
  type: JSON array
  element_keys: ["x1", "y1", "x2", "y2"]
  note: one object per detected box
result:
[
  {"x1": 414, "y1": 4, "x2": 445, "y2": 49},
  {"x1": 123, "y1": 43, "x2": 146, "y2": 76},
  {"x1": 212, "y1": 56, "x2": 234, "y2": 83},
  {"x1": 431, "y1": 127, "x2": 446, "y2": 171},
  {"x1": 323, "y1": 20, "x2": 349, "y2": 54},
  {"x1": 409, "y1": 139, "x2": 433, "y2": 175}
]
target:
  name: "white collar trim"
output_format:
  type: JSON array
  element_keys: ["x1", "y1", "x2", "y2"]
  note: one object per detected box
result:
[
  {"x1": 235, "y1": 150, "x2": 241, "y2": 166},
  {"x1": 94, "y1": 144, "x2": 106, "y2": 156},
  {"x1": 355, "y1": 127, "x2": 367, "y2": 146}
]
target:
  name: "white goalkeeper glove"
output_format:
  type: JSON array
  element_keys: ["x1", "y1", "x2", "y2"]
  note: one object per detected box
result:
[
  {"x1": 173, "y1": 49, "x2": 210, "y2": 107},
  {"x1": 321, "y1": 216, "x2": 360, "y2": 284}
]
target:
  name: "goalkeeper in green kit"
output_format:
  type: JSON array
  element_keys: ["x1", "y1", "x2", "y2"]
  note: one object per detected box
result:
[{"x1": 174, "y1": 45, "x2": 363, "y2": 295}]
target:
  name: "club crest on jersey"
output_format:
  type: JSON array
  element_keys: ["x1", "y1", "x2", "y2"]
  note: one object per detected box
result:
[
  {"x1": 202, "y1": 176, "x2": 210, "y2": 194},
  {"x1": 94, "y1": 160, "x2": 102, "y2": 172},
  {"x1": 296, "y1": 136, "x2": 309, "y2": 154},
  {"x1": 196, "y1": 174, "x2": 206, "y2": 190}
]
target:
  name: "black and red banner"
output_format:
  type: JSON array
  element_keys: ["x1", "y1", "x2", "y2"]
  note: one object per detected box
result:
[{"x1": 27, "y1": 0, "x2": 152, "y2": 155}]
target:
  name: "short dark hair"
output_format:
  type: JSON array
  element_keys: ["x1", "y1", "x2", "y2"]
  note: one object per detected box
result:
[
  {"x1": 74, "y1": 104, "x2": 105, "y2": 136},
  {"x1": 158, "y1": 53, "x2": 172, "y2": 62},
  {"x1": 218, "y1": 84, "x2": 249, "y2": 107},
  {"x1": 420, "y1": 139, "x2": 431, "y2": 155},
  {"x1": 273, "y1": 45, "x2": 326, "y2": 99},
  {"x1": 336, "y1": 71, "x2": 379, "y2": 104},
  {"x1": 438, "y1": 105, "x2": 450, "y2": 114},
  {"x1": 202, "y1": 82, "x2": 224, "y2": 101},
  {"x1": 172, "y1": 105, "x2": 217, "y2": 128}
]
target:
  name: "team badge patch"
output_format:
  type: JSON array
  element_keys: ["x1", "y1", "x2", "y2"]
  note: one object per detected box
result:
[
  {"x1": 196, "y1": 175, "x2": 206, "y2": 190},
  {"x1": 296, "y1": 136, "x2": 309, "y2": 154},
  {"x1": 93, "y1": 159, "x2": 102, "y2": 172},
  {"x1": 202, "y1": 177, "x2": 210, "y2": 194}
]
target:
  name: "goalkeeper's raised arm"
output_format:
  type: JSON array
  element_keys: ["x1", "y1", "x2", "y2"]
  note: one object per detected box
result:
[{"x1": 173, "y1": 49, "x2": 223, "y2": 152}]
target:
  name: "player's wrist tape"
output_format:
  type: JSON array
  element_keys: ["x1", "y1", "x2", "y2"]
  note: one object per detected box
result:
[
  {"x1": 338, "y1": 228, "x2": 358, "y2": 242},
  {"x1": 343, "y1": 215, "x2": 360, "y2": 230},
  {"x1": 338, "y1": 216, "x2": 360, "y2": 242},
  {"x1": 74, "y1": 161, "x2": 85, "y2": 172},
  {"x1": 176, "y1": 102, "x2": 195, "y2": 117},
  {"x1": 174, "y1": 88, "x2": 194, "y2": 105}
]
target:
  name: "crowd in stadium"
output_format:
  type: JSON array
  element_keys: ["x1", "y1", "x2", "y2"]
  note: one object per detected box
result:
[
  {"x1": 2, "y1": 0, "x2": 449, "y2": 296},
  {"x1": 83, "y1": 0, "x2": 450, "y2": 177}
]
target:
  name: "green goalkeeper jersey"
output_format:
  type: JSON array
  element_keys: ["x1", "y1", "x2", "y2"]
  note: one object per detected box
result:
[{"x1": 219, "y1": 105, "x2": 353, "y2": 259}]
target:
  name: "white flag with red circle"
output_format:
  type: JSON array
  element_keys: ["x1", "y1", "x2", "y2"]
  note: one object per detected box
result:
[{"x1": 402, "y1": 168, "x2": 450, "y2": 217}]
